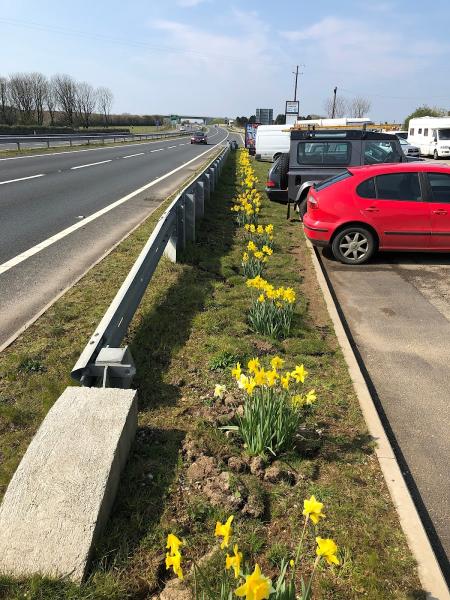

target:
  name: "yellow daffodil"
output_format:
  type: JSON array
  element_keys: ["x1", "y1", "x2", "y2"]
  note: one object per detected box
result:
[
  {"x1": 166, "y1": 533, "x2": 183, "y2": 555},
  {"x1": 265, "y1": 224, "x2": 273, "y2": 233},
  {"x1": 248, "y1": 358, "x2": 260, "y2": 373},
  {"x1": 283, "y1": 288, "x2": 296, "y2": 304},
  {"x1": 215, "y1": 515, "x2": 233, "y2": 549},
  {"x1": 232, "y1": 362, "x2": 242, "y2": 380},
  {"x1": 270, "y1": 356, "x2": 284, "y2": 371},
  {"x1": 253, "y1": 368, "x2": 266, "y2": 385},
  {"x1": 291, "y1": 364, "x2": 308, "y2": 384},
  {"x1": 257, "y1": 293, "x2": 265, "y2": 303},
  {"x1": 214, "y1": 384, "x2": 226, "y2": 399},
  {"x1": 291, "y1": 394, "x2": 304, "y2": 408},
  {"x1": 275, "y1": 301, "x2": 283, "y2": 308},
  {"x1": 304, "y1": 389, "x2": 317, "y2": 405},
  {"x1": 235, "y1": 564, "x2": 273, "y2": 600},
  {"x1": 254, "y1": 251, "x2": 264, "y2": 260},
  {"x1": 257, "y1": 225, "x2": 264, "y2": 234},
  {"x1": 262, "y1": 245, "x2": 273, "y2": 256},
  {"x1": 247, "y1": 241, "x2": 257, "y2": 252},
  {"x1": 316, "y1": 537, "x2": 340, "y2": 565},
  {"x1": 303, "y1": 495, "x2": 326, "y2": 525},
  {"x1": 244, "y1": 377, "x2": 257, "y2": 396},
  {"x1": 242, "y1": 252, "x2": 249, "y2": 263},
  {"x1": 265, "y1": 370, "x2": 279, "y2": 387},
  {"x1": 226, "y1": 544, "x2": 243, "y2": 579},
  {"x1": 165, "y1": 551, "x2": 183, "y2": 580},
  {"x1": 281, "y1": 372, "x2": 291, "y2": 389}
]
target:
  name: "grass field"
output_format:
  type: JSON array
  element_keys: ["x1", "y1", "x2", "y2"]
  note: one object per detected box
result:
[{"x1": 0, "y1": 153, "x2": 424, "y2": 599}]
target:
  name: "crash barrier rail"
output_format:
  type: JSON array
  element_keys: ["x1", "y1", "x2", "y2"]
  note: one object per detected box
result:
[
  {"x1": 0, "y1": 130, "x2": 193, "y2": 151},
  {"x1": 71, "y1": 144, "x2": 230, "y2": 388}
]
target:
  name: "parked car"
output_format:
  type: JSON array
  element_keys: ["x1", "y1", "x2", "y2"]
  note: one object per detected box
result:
[
  {"x1": 265, "y1": 155, "x2": 289, "y2": 202},
  {"x1": 398, "y1": 137, "x2": 420, "y2": 158},
  {"x1": 255, "y1": 125, "x2": 290, "y2": 162},
  {"x1": 278, "y1": 129, "x2": 410, "y2": 219},
  {"x1": 191, "y1": 132, "x2": 207, "y2": 144},
  {"x1": 303, "y1": 163, "x2": 450, "y2": 264}
]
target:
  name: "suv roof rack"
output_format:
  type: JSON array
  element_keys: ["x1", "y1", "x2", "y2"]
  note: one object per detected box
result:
[{"x1": 290, "y1": 128, "x2": 397, "y2": 141}]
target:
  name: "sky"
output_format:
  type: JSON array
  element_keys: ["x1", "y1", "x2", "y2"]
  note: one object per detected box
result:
[{"x1": 1, "y1": 0, "x2": 449, "y2": 122}]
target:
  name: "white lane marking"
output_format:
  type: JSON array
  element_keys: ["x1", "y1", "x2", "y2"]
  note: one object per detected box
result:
[
  {"x1": 122, "y1": 152, "x2": 145, "y2": 159},
  {"x1": 167, "y1": 145, "x2": 177, "y2": 149},
  {"x1": 0, "y1": 173, "x2": 45, "y2": 185},
  {"x1": 70, "y1": 159, "x2": 112, "y2": 170},
  {"x1": 0, "y1": 132, "x2": 229, "y2": 275},
  {"x1": 150, "y1": 148, "x2": 163, "y2": 153},
  {"x1": 0, "y1": 135, "x2": 190, "y2": 162}
]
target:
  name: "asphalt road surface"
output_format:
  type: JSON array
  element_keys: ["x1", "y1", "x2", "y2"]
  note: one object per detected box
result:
[
  {"x1": 318, "y1": 246, "x2": 450, "y2": 581},
  {"x1": 0, "y1": 127, "x2": 235, "y2": 348}
]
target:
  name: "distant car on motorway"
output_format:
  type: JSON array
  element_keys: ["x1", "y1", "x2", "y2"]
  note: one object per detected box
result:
[
  {"x1": 303, "y1": 163, "x2": 450, "y2": 264},
  {"x1": 399, "y1": 137, "x2": 420, "y2": 158},
  {"x1": 191, "y1": 132, "x2": 207, "y2": 144}
]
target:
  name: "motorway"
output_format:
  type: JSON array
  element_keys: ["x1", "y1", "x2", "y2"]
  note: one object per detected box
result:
[
  {"x1": 0, "y1": 126, "x2": 234, "y2": 348},
  {"x1": 318, "y1": 247, "x2": 450, "y2": 581}
]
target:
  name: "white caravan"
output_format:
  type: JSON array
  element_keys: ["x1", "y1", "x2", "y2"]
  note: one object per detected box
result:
[
  {"x1": 408, "y1": 117, "x2": 450, "y2": 159},
  {"x1": 255, "y1": 125, "x2": 290, "y2": 162}
]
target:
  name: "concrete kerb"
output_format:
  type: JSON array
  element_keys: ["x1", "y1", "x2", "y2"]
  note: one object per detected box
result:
[{"x1": 304, "y1": 235, "x2": 449, "y2": 600}]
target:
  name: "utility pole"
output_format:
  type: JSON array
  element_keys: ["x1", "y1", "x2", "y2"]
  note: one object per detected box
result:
[
  {"x1": 293, "y1": 65, "x2": 299, "y2": 101},
  {"x1": 331, "y1": 86, "x2": 337, "y2": 119}
]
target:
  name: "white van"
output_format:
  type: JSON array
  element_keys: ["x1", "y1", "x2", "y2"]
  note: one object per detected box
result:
[
  {"x1": 408, "y1": 117, "x2": 450, "y2": 159},
  {"x1": 255, "y1": 125, "x2": 290, "y2": 162}
]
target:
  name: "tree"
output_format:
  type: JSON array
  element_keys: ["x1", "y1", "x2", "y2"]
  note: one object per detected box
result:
[
  {"x1": 0, "y1": 76, "x2": 15, "y2": 125},
  {"x1": 324, "y1": 95, "x2": 347, "y2": 118},
  {"x1": 403, "y1": 105, "x2": 446, "y2": 130},
  {"x1": 97, "y1": 87, "x2": 113, "y2": 127},
  {"x1": 30, "y1": 72, "x2": 47, "y2": 125},
  {"x1": 76, "y1": 82, "x2": 97, "y2": 128},
  {"x1": 249, "y1": 115, "x2": 256, "y2": 124},
  {"x1": 45, "y1": 79, "x2": 57, "y2": 126},
  {"x1": 53, "y1": 74, "x2": 77, "y2": 125},
  {"x1": 9, "y1": 73, "x2": 35, "y2": 124},
  {"x1": 235, "y1": 116, "x2": 248, "y2": 127},
  {"x1": 350, "y1": 96, "x2": 371, "y2": 118},
  {"x1": 275, "y1": 113, "x2": 286, "y2": 125}
]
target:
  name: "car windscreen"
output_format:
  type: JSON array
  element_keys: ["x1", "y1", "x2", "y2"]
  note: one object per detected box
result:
[
  {"x1": 438, "y1": 129, "x2": 450, "y2": 140},
  {"x1": 315, "y1": 171, "x2": 352, "y2": 191},
  {"x1": 297, "y1": 141, "x2": 351, "y2": 165}
]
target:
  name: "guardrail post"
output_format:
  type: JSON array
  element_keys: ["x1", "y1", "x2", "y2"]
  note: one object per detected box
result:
[
  {"x1": 185, "y1": 192, "x2": 196, "y2": 242},
  {"x1": 47, "y1": 140, "x2": 50, "y2": 149},
  {"x1": 208, "y1": 167, "x2": 215, "y2": 193},
  {"x1": 204, "y1": 173, "x2": 211, "y2": 202},
  {"x1": 195, "y1": 180, "x2": 205, "y2": 219},
  {"x1": 165, "y1": 197, "x2": 186, "y2": 263},
  {"x1": 17, "y1": 141, "x2": 20, "y2": 151}
]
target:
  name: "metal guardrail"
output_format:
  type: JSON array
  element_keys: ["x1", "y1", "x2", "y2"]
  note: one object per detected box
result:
[
  {"x1": 71, "y1": 143, "x2": 229, "y2": 388},
  {"x1": 0, "y1": 131, "x2": 193, "y2": 151}
]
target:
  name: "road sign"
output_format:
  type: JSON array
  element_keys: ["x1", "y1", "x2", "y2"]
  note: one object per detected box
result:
[{"x1": 285, "y1": 101, "x2": 299, "y2": 115}]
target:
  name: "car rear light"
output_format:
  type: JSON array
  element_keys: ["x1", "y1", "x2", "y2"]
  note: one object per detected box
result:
[
  {"x1": 308, "y1": 195, "x2": 319, "y2": 209},
  {"x1": 266, "y1": 180, "x2": 275, "y2": 187}
]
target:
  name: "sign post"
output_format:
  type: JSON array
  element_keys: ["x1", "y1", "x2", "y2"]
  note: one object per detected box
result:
[{"x1": 285, "y1": 100, "x2": 299, "y2": 126}]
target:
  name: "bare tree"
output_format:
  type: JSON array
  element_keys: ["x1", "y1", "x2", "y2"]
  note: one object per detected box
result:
[
  {"x1": 350, "y1": 96, "x2": 371, "y2": 118},
  {"x1": 9, "y1": 73, "x2": 35, "y2": 124},
  {"x1": 75, "y1": 82, "x2": 97, "y2": 128},
  {"x1": 45, "y1": 79, "x2": 57, "y2": 126},
  {"x1": 53, "y1": 73, "x2": 77, "y2": 126},
  {"x1": 97, "y1": 87, "x2": 113, "y2": 127},
  {"x1": 324, "y1": 95, "x2": 348, "y2": 118},
  {"x1": 0, "y1": 76, "x2": 15, "y2": 124},
  {"x1": 30, "y1": 72, "x2": 47, "y2": 125}
]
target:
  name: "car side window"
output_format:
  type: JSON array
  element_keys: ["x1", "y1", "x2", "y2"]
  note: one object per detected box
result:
[
  {"x1": 363, "y1": 141, "x2": 402, "y2": 164},
  {"x1": 427, "y1": 173, "x2": 450, "y2": 203},
  {"x1": 297, "y1": 141, "x2": 351, "y2": 165},
  {"x1": 357, "y1": 177, "x2": 376, "y2": 198},
  {"x1": 375, "y1": 173, "x2": 422, "y2": 201}
]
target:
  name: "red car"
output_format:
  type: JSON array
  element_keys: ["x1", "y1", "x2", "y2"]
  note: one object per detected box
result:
[{"x1": 303, "y1": 163, "x2": 450, "y2": 264}]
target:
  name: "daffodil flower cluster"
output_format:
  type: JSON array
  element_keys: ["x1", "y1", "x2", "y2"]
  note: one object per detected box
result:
[
  {"x1": 231, "y1": 150, "x2": 261, "y2": 225},
  {"x1": 244, "y1": 223, "x2": 274, "y2": 249},
  {"x1": 164, "y1": 505, "x2": 339, "y2": 600},
  {"x1": 165, "y1": 533, "x2": 184, "y2": 580},
  {"x1": 228, "y1": 357, "x2": 317, "y2": 456},
  {"x1": 242, "y1": 240, "x2": 273, "y2": 278},
  {"x1": 246, "y1": 276, "x2": 296, "y2": 338}
]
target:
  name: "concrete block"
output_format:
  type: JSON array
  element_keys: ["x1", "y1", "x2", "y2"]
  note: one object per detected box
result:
[{"x1": 0, "y1": 386, "x2": 137, "y2": 582}]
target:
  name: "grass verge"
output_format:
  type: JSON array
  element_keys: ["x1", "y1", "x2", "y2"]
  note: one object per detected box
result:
[{"x1": 0, "y1": 153, "x2": 424, "y2": 599}]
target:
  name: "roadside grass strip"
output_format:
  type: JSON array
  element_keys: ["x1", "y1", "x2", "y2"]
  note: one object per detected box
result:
[{"x1": 0, "y1": 153, "x2": 424, "y2": 598}]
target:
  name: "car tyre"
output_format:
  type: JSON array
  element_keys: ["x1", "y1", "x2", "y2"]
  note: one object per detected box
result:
[
  {"x1": 331, "y1": 226, "x2": 375, "y2": 265},
  {"x1": 434, "y1": 150, "x2": 439, "y2": 159},
  {"x1": 298, "y1": 198, "x2": 308, "y2": 220}
]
